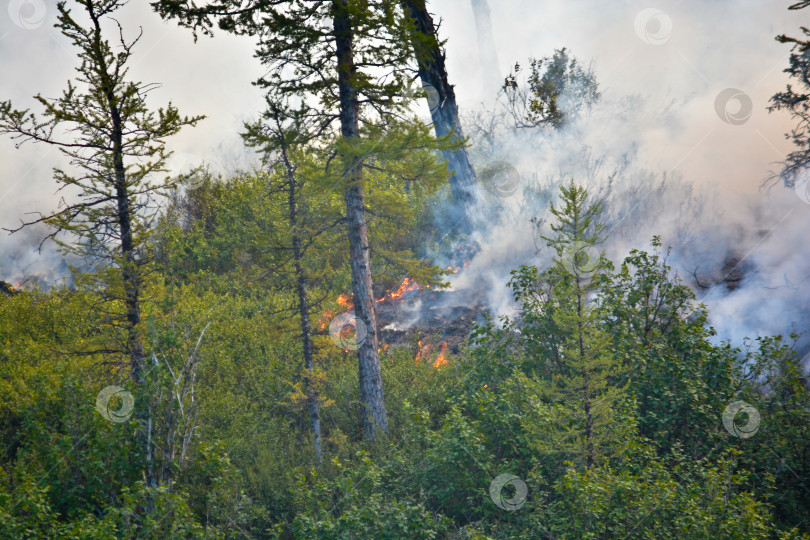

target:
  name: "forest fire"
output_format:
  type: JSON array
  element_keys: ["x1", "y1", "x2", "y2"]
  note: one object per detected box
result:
[
  {"x1": 377, "y1": 277, "x2": 420, "y2": 303},
  {"x1": 321, "y1": 277, "x2": 421, "y2": 329},
  {"x1": 445, "y1": 243, "x2": 476, "y2": 275},
  {"x1": 0, "y1": 281, "x2": 21, "y2": 297},
  {"x1": 319, "y1": 260, "x2": 486, "y2": 368},
  {"x1": 310, "y1": 227, "x2": 489, "y2": 377},
  {"x1": 414, "y1": 340, "x2": 449, "y2": 369},
  {"x1": 415, "y1": 339, "x2": 425, "y2": 361},
  {"x1": 326, "y1": 277, "x2": 421, "y2": 317},
  {"x1": 318, "y1": 263, "x2": 487, "y2": 367},
  {"x1": 434, "y1": 342, "x2": 448, "y2": 368}
]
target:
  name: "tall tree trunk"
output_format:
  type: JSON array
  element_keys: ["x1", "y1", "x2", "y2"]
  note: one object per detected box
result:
[
  {"x1": 89, "y1": 8, "x2": 145, "y2": 384},
  {"x1": 89, "y1": 7, "x2": 152, "y2": 492},
  {"x1": 110, "y1": 92, "x2": 155, "y2": 488},
  {"x1": 470, "y1": 0, "x2": 501, "y2": 91},
  {"x1": 402, "y1": 0, "x2": 478, "y2": 231},
  {"x1": 333, "y1": 0, "x2": 388, "y2": 441},
  {"x1": 278, "y1": 123, "x2": 323, "y2": 463},
  {"x1": 113, "y1": 146, "x2": 145, "y2": 384}
]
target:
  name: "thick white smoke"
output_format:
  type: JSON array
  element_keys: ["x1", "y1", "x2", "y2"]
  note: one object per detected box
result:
[
  {"x1": 0, "y1": 0, "x2": 807, "y2": 358},
  {"x1": 429, "y1": 0, "x2": 810, "y2": 356}
]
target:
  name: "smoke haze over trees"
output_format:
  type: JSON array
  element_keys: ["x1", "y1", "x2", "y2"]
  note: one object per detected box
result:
[{"x1": 0, "y1": 0, "x2": 809, "y2": 538}]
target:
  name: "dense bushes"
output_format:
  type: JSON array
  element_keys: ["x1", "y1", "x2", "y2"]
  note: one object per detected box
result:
[{"x1": 1, "y1": 180, "x2": 808, "y2": 538}]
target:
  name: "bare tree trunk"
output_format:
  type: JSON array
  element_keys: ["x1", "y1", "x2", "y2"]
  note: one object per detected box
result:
[
  {"x1": 113, "y1": 149, "x2": 145, "y2": 383},
  {"x1": 402, "y1": 0, "x2": 478, "y2": 230},
  {"x1": 333, "y1": 0, "x2": 388, "y2": 441},
  {"x1": 470, "y1": 0, "x2": 502, "y2": 91},
  {"x1": 277, "y1": 121, "x2": 323, "y2": 462}
]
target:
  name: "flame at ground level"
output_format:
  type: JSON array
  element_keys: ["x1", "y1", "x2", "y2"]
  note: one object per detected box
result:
[
  {"x1": 433, "y1": 342, "x2": 448, "y2": 369},
  {"x1": 326, "y1": 277, "x2": 421, "y2": 316},
  {"x1": 319, "y1": 277, "x2": 457, "y2": 370},
  {"x1": 415, "y1": 340, "x2": 449, "y2": 369}
]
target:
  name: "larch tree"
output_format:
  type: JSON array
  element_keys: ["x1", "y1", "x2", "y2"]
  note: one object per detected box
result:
[
  {"x1": 0, "y1": 0, "x2": 203, "y2": 383},
  {"x1": 541, "y1": 182, "x2": 610, "y2": 468},
  {"x1": 242, "y1": 101, "x2": 329, "y2": 462},
  {"x1": 510, "y1": 181, "x2": 628, "y2": 468},
  {"x1": 152, "y1": 0, "x2": 447, "y2": 441}
]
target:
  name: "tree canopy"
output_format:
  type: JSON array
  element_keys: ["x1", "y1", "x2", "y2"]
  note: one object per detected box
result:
[{"x1": 0, "y1": 1, "x2": 808, "y2": 538}]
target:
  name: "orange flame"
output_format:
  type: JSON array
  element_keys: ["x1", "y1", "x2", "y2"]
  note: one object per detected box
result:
[
  {"x1": 433, "y1": 342, "x2": 449, "y2": 369},
  {"x1": 318, "y1": 308, "x2": 333, "y2": 330},
  {"x1": 414, "y1": 340, "x2": 449, "y2": 369},
  {"x1": 377, "y1": 277, "x2": 420, "y2": 303},
  {"x1": 321, "y1": 278, "x2": 421, "y2": 342},
  {"x1": 415, "y1": 340, "x2": 426, "y2": 362}
]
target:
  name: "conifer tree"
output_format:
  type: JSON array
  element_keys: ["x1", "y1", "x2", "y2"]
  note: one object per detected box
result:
[
  {"x1": 511, "y1": 181, "x2": 629, "y2": 468},
  {"x1": 0, "y1": 0, "x2": 204, "y2": 493},
  {"x1": 0, "y1": 0, "x2": 203, "y2": 382},
  {"x1": 242, "y1": 101, "x2": 329, "y2": 462},
  {"x1": 770, "y1": 1, "x2": 810, "y2": 187}
]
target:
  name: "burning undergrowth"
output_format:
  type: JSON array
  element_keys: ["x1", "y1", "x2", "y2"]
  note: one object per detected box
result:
[
  {"x1": 320, "y1": 242, "x2": 490, "y2": 366},
  {"x1": 375, "y1": 283, "x2": 488, "y2": 357},
  {"x1": 320, "y1": 277, "x2": 489, "y2": 364},
  {"x1": 371, "y1": 242, "x2": 490, "y2": 360}
]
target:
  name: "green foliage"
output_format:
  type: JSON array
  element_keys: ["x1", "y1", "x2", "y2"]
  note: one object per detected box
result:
[
  {"x1": 602, "y1": 237, "x2": 737, "y2": 456},
  {"x1": 502, "y1": 48, "x2": 600, "y2": 129},
  {"x1": 543, "y1": 450, "x2": 773, "y2": 539},
  {"x1": 288, "y1": 454, "x2": 452, "y2": 539},
  {"x1": 509, "y1": 181, "x2": 627, "y2": 468},
  {"x1": 2, "y1": 165, "x2": 808, "y2": 538},
  {"x1": 2, "y1": 1, "x2": 806, "y2": 537},
  {"x1": 730, "y1": 335, "x2": 810, "y2": 534}
]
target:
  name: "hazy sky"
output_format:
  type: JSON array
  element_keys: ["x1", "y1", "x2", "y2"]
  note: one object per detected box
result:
[{"x1": 0, "y1": 0, "x2": 805, "y2": 289}]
